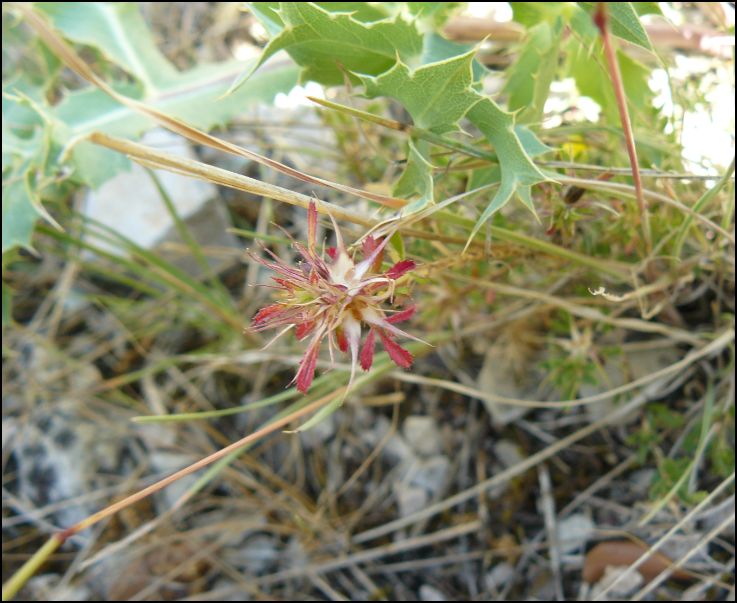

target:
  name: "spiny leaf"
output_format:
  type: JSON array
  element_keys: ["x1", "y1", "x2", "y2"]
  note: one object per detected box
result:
[
  {"x1": 359, "y1": 49, "x2": 480, "y2": 134},
  {"x1": 466, "y1": 98, "x2": 549, "y2": 244},
  {"x1": 510, "y1": 2, "x2": 569, "y2": 27},
  {"x1": 2, "y1": 93, "x2": 60, "y2": 255},
  {"x1": 503, "y1": 19, "x2": 563, "y2": 124},
  {"x1": 1, "y1": 281, "x2": 11, "y2": 326},
  {"x1": 3, "y1": 3, "x2": 299, "y2": 257},
  {"x1": 241, "y1": 2, "x2": 423, "y2": 88},
  {"x1": 21, "y1": 3, "x2": 300, "y2": 188},
  {"x1": 567, "y1": 37, "x2": 652, "y2": 125},
  {"x1": 2, "y1": 176, "x2": 50, "y2": 254},
  {"x1": 394, "y1": 139, "x2": 434, "y2": 211},
  {"x1": 577, "y1": 2, "x2": 653, "y2": 51},
  {"x1": 406, "y1": 2, "x2": 464, "y2": 26},
  {"x1": 37, "y1": 2, "x2": 180, "y2": 92},
  {"x1": 358, "y1": 49, "x2": 481, "y2": 213},
  {"x1": 250, "y1": 1, "x2": 392, "y2": 35},
  {"x1": 420, "y1": 32, "x2": 487, "y2": 83}
]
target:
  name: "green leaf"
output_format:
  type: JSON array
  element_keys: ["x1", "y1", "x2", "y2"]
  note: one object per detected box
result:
[
  {"x1": 249, "y1": 2, "x2": 391, "y2": 35},
  {"x1": 394, "y1": 139, "x2": 434, "y2": 211},
  {"x1": 37, "y1": 2, "x2": 180, "y2": 92},
  {"x1": 2, "y1": 93, "x2": 58, "y2": 255},
  {"x1": 420, "y1": 33, "x2": 487, "y2": 83},
  {"x1": 510, "y1": 2, "x2": 568, "y2": 27},
  {"x1": 359, "y1": 49, "x2": 480, "y2": 134},
  {"x1": 1, "y1": 281, "x2": 11, "y2": 327},
  {"x1": 248, "y1": 2, "x2": 285, "y2": 35},
  {"x1": 515, "y1": 125, "x2": 553, "y2": 157},
  {"x1": 632, "y1": 3, "x2": 662, "y2": 16},
  {"x1": 466, "y1": 98, "x2": 549, "y2": 241},
  {"x1": 503, "y1": 20, "x2": 563, "y2": 124},
  {"x1": 3, "y1": 4, "x2": 298, "y2": 256},
  {"x1": 244, "y1": 2, "x2": 423, "y2": 87},
  {"x1": 577, "y1": 2, "x2": 653, "y2": 51},
  {"x1": 406, "y1": 2, "x2": 464, "y2": 26},
  {"x1": 358, "y1": 49, "x2": 482, "y2": 213},
  {"x1": 568, "y1": 37, "x2": 652, "y2": 125},
  {"x1": 294, "y1": 394, "x2": 344, "y2": 432},
  {"x1": 2, "y1": 177, "x2": 46, "y2": 254},
  {"x1": 8, "y1": 2, "x2": 299, "y2": 188}
]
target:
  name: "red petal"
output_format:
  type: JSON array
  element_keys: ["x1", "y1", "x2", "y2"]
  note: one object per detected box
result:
[
  {"x1": 385, "y1": 259, "x2": 416, "y2": 280},
  {"x1": 362, "y1": 236, "x2": 384, "y2": 273},
  {"x1": 327, "y1": 247, "x2": 338, "y2": 260},
  {"x1": 336, "y1": 327, "x2": 349, "y2": 352},
  {"x1": 362, "y1": 236, "x2": 379, "y2": 256},
  {"x1": 376, "y1": 329, "x2": 413, "y2": 369},
  {"x1": 296, "y1": 341, "x2": 320, "y2": 393},
  {"x1": 252, "y1": 304, "x2": 286, "y2": 326},
  {"x1": 359, "y1": 329, "x2": 376, "y2": 371},
  {"x1": 295, "y1": 320, "x2": 315, "y2": 340},
  {"x1": 271, "y1": 277, "x2": 295, "y2": 291},
  {"x1": 386, "y1": 305, "x2": 416, "y2": 324}
]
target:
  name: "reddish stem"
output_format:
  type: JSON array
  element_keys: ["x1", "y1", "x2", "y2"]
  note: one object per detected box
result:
[{"x1": 594, "y1": 2, "x2": 653, "y2": 254}]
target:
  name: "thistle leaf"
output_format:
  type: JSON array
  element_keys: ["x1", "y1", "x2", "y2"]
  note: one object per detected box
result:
[
  {"x1": 241, "y1": 2, "x2": 423, "y2": 88},
  {"x1": 466, "y1": 99, "x2": 550, "y2": 244}
]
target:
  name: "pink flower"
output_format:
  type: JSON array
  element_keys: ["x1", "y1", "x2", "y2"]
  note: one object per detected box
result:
[{"x1": 250, "y1": 201, "x2": 420, "y2": 393}]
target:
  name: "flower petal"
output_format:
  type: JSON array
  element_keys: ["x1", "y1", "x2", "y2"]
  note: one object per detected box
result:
[
  {"x1": 385, "y1": 259, "x2": 416, "y2": 280},
  {"x1": 295, "y1": 320, "x2": 315, "y2": 340},
  {"x1": 360, "y1": 329, "x2": 376, "y2": 371},
  {"x1": 353, "y1": 234, "x2": 393, "y2": 280},
  {"x1": 252, "y1": 303, "x2": 287, "y2": 326},
  {"x1": 295, "y1": 338, "x2": 321, "y2": 393},
  {"x1": 386, "y1": 305, "x2": 416, "y2": 324},
  {"x1": 335, "y1": 326, "x2": 348, "y2": 352},
  {"x1": 362, "y1": 236, "x2": 384, "y2": 273},
  {"x1": 376, "y1": 328, "x2": 413, "y2": 368},
  {"x1": 342, "y1": 314, "x2": 362, "y2": 387}
]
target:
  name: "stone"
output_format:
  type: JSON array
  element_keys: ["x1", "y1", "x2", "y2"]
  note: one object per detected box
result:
[
  {"x1": 557, "y1": 514, "x2": 595, "y2": 554},
  {"x1": 82, "y1": 128, "x2": 238, "y2": 275},
  {"x1": 403, "y1": 415, "x2": 442, "y2": 457}
]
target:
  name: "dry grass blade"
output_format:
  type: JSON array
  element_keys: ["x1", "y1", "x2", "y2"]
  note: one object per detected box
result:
[
  {"x1": 12, "y1": 3, "x2": 407, "y2": 210},
  {"x1": 592, "y1": 471, "x2": 735, "y2": 600},
  {"x1": 352, "y1": 328, "x2": 734, "y2": 544},
  {"x1": 1, "y1": 388, "x2": 342, "y2": 600}
]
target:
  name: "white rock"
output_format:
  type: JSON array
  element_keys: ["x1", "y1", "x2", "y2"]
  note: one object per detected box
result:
[
  {"x1": 148, "y1": 450, "x2": 199, "y2": 511},
  {"x1": 590, "y1": 565, "x2": 644, "y2": 599},
  {"x1": 403, "y1": 415, "x2": 442, "y2": 457},
  {"x1": 82, "y1": 128, "x2": 238, "y2": 274},
  {"x1": 299, "y1": 412, "x2": 335, "y2": 450},
  {"x1": 582, "y1": 347, "x2": 679, "y2": 425},
  {"x1": 476, "y1": 341, "x2": 550, "y2": 426},
  {"x1": 395, "y1": 484, "x2": 428, "y2": 517},
  {"x1": 493, "y1": 440, "x2": 525, "y2": 469},
  {"x1": 556, "y1": 514, "x2": 595, "y2": 554},
  {"x1": 419, "y1": 584, "x2": 447, "y2": 601},
  {"x1": 484, "y1": 562, "x2": 514, "y2": 592},
  {"x1": 384, "y1": 432, "x2": 415, "y2": 466},
  {"x1": 407, "y1": 455, "x2": 450, "y2": 496},
  {"x1": 224, "y1": 534, "x2": 279, "y2": 574}
]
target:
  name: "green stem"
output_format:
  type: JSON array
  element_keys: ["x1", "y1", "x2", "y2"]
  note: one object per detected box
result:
[
  {"x1": 673, "y1": 157, "x2": 735, "y2": 259},
  {"x1": 309, "y1": 96, "x2": 499, "y2": 163},
  {"x1": 2, "y1": 534, "x2": 64, "y2": 600}
]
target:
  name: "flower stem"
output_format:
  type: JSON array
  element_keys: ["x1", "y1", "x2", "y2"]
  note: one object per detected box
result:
[{"x1": 593, "y1": 2, "x2": 653, "y2": 255}]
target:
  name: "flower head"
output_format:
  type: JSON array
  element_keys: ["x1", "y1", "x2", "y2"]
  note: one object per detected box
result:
[{"x1": 250, "y1": 201, "x2": 419, "y2": 393}]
